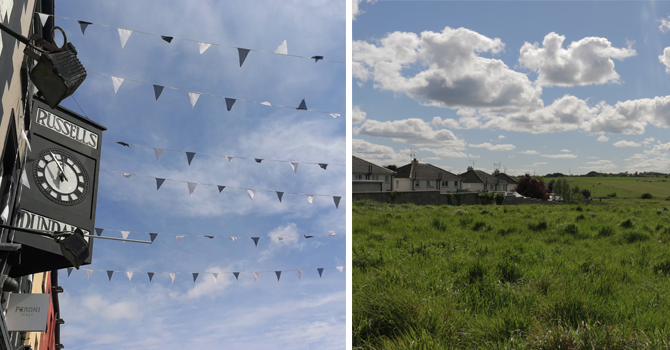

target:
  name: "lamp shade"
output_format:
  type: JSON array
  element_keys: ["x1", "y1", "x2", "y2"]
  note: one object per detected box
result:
[{"x1": 29, "y1": 51, "x2": 87, "y2": 108}]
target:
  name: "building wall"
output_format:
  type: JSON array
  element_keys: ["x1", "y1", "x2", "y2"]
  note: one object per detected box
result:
[
  {"x1": 353, "y1": 191, "x2": 559, "y2": 206},
  {"x1": 353, "y1": 172, "x2": 392, "y2": 191},
  {"x1": 463, "y1": 182, "x2": 484, "y2": 192}
]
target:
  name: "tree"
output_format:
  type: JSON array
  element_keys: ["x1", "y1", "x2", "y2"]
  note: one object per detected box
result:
[
  {"x1": 547, "y1": 179, "x2": 556, "y2": 192},
  {"x1": 553, "y1": 177, "x2": 572, "y2": 203},
  {"x1": 512, "y1": 174, "x2": 549, "y2": 200},
  {"x1": 581, "y1": 189, "x2": 591, "y2": 199},
  {"x1": 385, "y1": 165, "x2": 397, "y2": 171}
]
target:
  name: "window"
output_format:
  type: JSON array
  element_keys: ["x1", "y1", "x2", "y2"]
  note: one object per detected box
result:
[
  {"x1": 371, "y1": 175, "x2": 379, "y2": 180},
  {"x1": 353, "y1": 174, "x2": 362, "y2": 180},
  {"x1": 427, "y1": 180, "x2": 433, "y2": 187},
  {"x1": 396, "y1": 180, "x2": 399, "y2": 187},
  {"x1": 415, "y1": 180, "x2": 420, "y2": 187},
  {"x1": 455, "y1": 181, "x2": 458, "y2": 187},
  {"x1": 385, "y1": 176, "x2": 389, "y2": 183}
]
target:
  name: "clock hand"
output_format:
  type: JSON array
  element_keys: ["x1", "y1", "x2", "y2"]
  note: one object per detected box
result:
[{"x1": 49, "y1": 151, "x2": 68, "y2": 182}]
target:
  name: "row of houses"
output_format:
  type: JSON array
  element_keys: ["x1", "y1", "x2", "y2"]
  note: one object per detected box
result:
[{"x1": 353, "y1": 156, "x2": 518, "y2": 194}]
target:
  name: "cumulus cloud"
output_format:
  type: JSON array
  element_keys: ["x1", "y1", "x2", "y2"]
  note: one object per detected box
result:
[
  {"x1": 498, "y1": 135, "x2": 506, "y2": 139},
  {"x1": 354, "y1": 27, "x2": 543, "y2": 113},
  {"x1": 650, "y1": 142, "x2": 670, "y2": 152},
  {"x1": 659, "y1": 47, "x2": 670, "y2": 74},
  {"x1": 520, "y1": 150, "x2": 539, "y2": 155},
  {"x1": 82, "y1": 295, "x2": 139, "y2": 321},
  {"x1": 258, "y1": 223, "x2": 303, "y2": 262},
  {"x1": 519, "y1": 32, "x2": 636, "y2": 87},
  {"x1": 352, "y1": 105, "x2": 366, "y2": 124},
  {"x1": 597, "y1": 135, "x2": 609, "y2": 142},
  {"x1": 353, "y1": 0, "x2": 375, "y2": 20},
  {"x1": 642, "y1": 137, "x2": 656, "y2": 145},
  {"x1": 532, "y1": 162, "x2": 548, "y2": 166},
  {"x1": 560, "y1": 149, "x2": 571, "y2": 152},
  {"x1": 660, "y1": 16, "x2": 670, "y2": 33},
  {"x1": 541, "y1": 153, "x2": 578, "y2": 158},
  {"x1": 352, "y1": 139, "x2": 411, "y2": 165},
  {"x1": 419, "y1": 147, "x2": 474, "y2": 158},
  {"x1": 469, "y1": 142, "x2": 516, "y2": 151},
  {"x1": 579, "y1": 159, "x2": 617, "y2": 170},
  {"x1": 613, "y1": 140, "x2": 641, "y2": 147},
  {"x1": 354, "y1": 118, "x2": 466, "y2": 147}
]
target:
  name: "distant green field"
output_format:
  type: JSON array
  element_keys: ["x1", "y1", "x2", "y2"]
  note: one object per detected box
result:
[
  {"x1": 551, "y1": 177, "x2": 670, "y2": 200},
  {"x1": 354, "y1": 200, "x2": 670, "y2": 349}
]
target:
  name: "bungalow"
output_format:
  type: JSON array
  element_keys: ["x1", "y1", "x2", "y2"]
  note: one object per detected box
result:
[
  {"x1": 352, "y1": 156, "x2": 395, "y2": 192},
  {"x1": 459, "y1": 166, "x2": 517, "y2": 192},
  {"x1": 394, "y1": 159, "x2": 461, "y2": 193}
]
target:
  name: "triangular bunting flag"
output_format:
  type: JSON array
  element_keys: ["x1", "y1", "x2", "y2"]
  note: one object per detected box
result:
[
  {"x1": 305, "y1": 195, "x2": 314, "y2": 204},
  {"x1": 156, "y1": 178, "x2": 166, "y2": 190},
  {"x1": 149, "y1": 233, "x2": 158, "y2": 243},
  {"x1": 255, "y1": 158, "x2": 263, "y2": 163},
  {"x1": 118, "y1": 29, "x2": 132, "y2": 49},
  {"x1": 328, "y1": 231, "x2": 336, "y2": 236},
  {"x1": 247, "y1": 189, "x2": 255, "y2": 200},
  {"x1": 161, "y1": 36, "x2": 173, "y2": 43},
  {"x1": 126, "y1": 271, "x2": 133, "y2": 281},
  {"x1": 188, "y1": 92, "x2": 200, "y2": 108},
  {"x1": 275, "y1": 271, "x2": 281, "y2": 281},
  {"x1": 296, "y1": 270, "x2": 303, "y2": 279},
  {"x1": 238, "y1": 48, "x2": 250, "y2": 67},
  {"x1": 336, "y1": 266, "x2": 344, "y2": 272},
  {"x1": 260, "y1": 101, "x2": 272, "y2": 106},
  {"x1": 319, "y1": 163, "x2": 328, "y2": 170},
  {"x1": 278, "y1": 237, "x2": 286, "y2": 241},
  {"x1": 20, "y1": 130, "x2": 31, "y2": 152},
  {"x1": 192, "y1": 273, "x2": 199, "y2": 282},
  {"x1": 212, "y1": 273, "x2": 219, "y2": 282},
  {"x1": 276, "y1": 191, "x2": 284, "y2": 202},
  {"x1": 121, "y1": 231, "x2": 130, "y2": 240},
  {"x1": 217, "y1": 185, "x2": 226, "y2": 193},
  {"x1": 311, "y1": 55, "x2": 324, "y2": 62},
  {"x1": 205, "y1": 235, "x2": 214, "y2": 239},
  {"x1": 290, "y1": 162, "x2": 299, "y2": 173},
  {"x1": 330, "y1": 113, "x2": 341, "y2": 118},
  {"x1": 186, "y1": 152, "x2": 196, "y2": 165},
  {"x1": 253, "y1": 272, "x2": 260, "y2": 282},
  {"x1": 21, "y1": 169, "x2": 30, "y2": 189},
  {"x1": 95, "y1": 228, "x2": 104, "y2": 236},
  {"x1": 317, "y1": 268, "x2": 324, "y2": 277},
  {"x1": 226, "y1": 156, "x2": 234, "y2": 162},
  {"x1": 0, "y1": 205, "x2": 8, "y2": 223},
  {"x1": 170, "y1": 272, "x2": 176, "y2": 284},
  {"x1": 122, "y1": 173, "x2": 133, "y2": 178},
  {"x1": 78, "y1": 20, "x2": 92, "y2": 35},
  {"x1": 297, "y1": 99, "x2": 307, "y2": 110},
  {"x1": 198, "y1": 42, "x2": 212, "y2": 54},
  {"x1": 176, "y1": 235, "x2": 184, "y2": 245},
  {"x1": 153, "y1": 85, "x2": 164, "y2": 101},
  {"x1": 154, "y1": 148, "x2": 165, "y2": 162},
  {"x1": 251, "y1": 237, "x2": 260, "y2": 247},
  {"x1": 233, "y1": 272, "x2": 239, "y2": 281},
  {"x1": 107, "y1": 270, "x2": 114, "y2": 281},
  {"x1": 225, "y1": 98, "x2": 236, "y2": 111},
  {"x1": 111, "y1": 76, "x2": 124, "y2": 94},
  {"x1": 147, "y1": 272, "x2": 155, "y2": 282},
  {"x1": 333, "y1": 196, "x2": 341, "y2": 209},
  {"x1": 304, "y1": 235, "x2": 314, "y2": 238},
  {"x1": 67, "y1": 267, "x2": 74, "y2": 277},
  {"x1": 229, "y1": 237, "x2": 238, "y2": 242},
  {"x1": 275, "y1": 40, "x2": 288, "y2": 55},
  {"x1": 86, "y1": 270, "x2": 93, "y2": 279},
  {"x1": 187, "y1": 182, "x2": 198, "y2": 196},
  {"x1": 116, "y1": 141, "x2": 130, "y2": 147}
]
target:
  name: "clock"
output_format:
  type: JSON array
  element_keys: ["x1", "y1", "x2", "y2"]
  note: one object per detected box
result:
[{"x1": 32, "y1": 148, "x2": 89, "y2": 206}]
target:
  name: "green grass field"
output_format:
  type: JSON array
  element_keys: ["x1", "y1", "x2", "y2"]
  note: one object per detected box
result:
[
  {"x1": 552, "y1": 177, "x2": 670, "y2": 201},
  {"x1": 353, "y1": 199, "x2": 670, "y2": 349}
]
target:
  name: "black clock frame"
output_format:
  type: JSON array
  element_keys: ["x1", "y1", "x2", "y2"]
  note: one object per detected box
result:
[{"x1": 32, "y1": 148, "x2": 89, "y2": 206}]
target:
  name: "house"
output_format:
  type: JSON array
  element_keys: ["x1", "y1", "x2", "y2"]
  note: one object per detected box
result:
[
  {"x1": 352, "y1": 156, "x2": 395, "y2": 192},
  {"x1": 493, "y1": 170, "x2": 518, "y2": 193},
  {"x1": 394, "y1": 159, "x2": 461, "y2": 193},
  {"x1": 459, "y1": 166, "x2": 517, "y2": 192}
]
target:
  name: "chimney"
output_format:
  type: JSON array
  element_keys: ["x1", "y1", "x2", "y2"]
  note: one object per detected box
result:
[{"x1": 467, "y1": 165, "x2": 473, "y2": 171}]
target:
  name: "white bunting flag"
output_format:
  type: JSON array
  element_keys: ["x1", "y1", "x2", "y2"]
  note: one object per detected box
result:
[
  {"x1": 260, "y1": 101, "x2": 272, "y2": 106},
  {"x1": 253, "y1": 272, "x2": 260, "y2": 282},
  {"x1": 246, "y1": 189, "x2": 255, "y2": 200},
  {"x1": 111, "y1": 76, "x2": 124, "y2": 93},
  {"x1": 118, "y1": 29, "x2": 132, "y2": 48},
  {"x1": 38, "y1": 13, "x2": 49, "y2": 27},
  {"x1": 188, "y1": 92, "x2": 201, "y2": 108},
  {"x1": 229, "y1": 237, "x2": 238, "y2": 242},
  {"x1": 0, "y1": 205, "x2": 9, "y2": 223},
  {"x1": 212, "y1": 273, "x2": 219, "y2": 282},
  {"x1": 305, "y1": 194, "x2": 313, "y2": 204},
  {"x1": 274, "y1": 40, "x2": 288, "y2": 55},
  {"x1": 176, "y1": 235, "x2": 184, "y2": 245},
  {"x1": 20, "y1": 130, "x2": 31, "y2": 152},
  {"x1": 122, "y1": 173, "x2": 133, "y2": 178},
  {"x1": 225, "y1": 156, "x2": 234, "y2": 162},
  {"x1": 121, "y1": 231, "x2": 130, "y2": 240},
  {"x1": 21, "y1": 169, "x2": 30, "y2": 189},
  {"x1": 290, "y1": 162, "x2": 299, "y2": 173},
  {"x1": 198, "y1": 42, "x2": 212, "y2": 54},
  {"x1": 296, "y1": 270, "x2": 303, "y2": 279},
  {"x1": 336, "y1": 266, "x2": 343, "y2": 272},
  {"x1": 187, "y1": 182, "x2": 198, "y2": 196},
  {"x1": 330, "y1": 113, "x2": 341, "y2": 118},
  {"x1": 328, "y1": 231, "x2": 336, "y2": 236},
  {"x1": 154, "y1": 148, "x2": 165, "y2": 162},
  {"x1": 170, "y1": 272, "x2": 176, "y2": 284},
  {"x1": 86, "y1": 270, "x2": 93, "y2": 280},
  {"x1": 126, "y1": 271, "x2": 133, "y2": 281}
]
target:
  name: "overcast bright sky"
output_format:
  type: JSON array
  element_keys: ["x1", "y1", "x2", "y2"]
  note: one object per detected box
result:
[
  {"x1": 52, "y1": 1, "x2": 345, "y2": 349},
  {"x1": 353, "y1": 1, "x2": 670, "y2": 176}
]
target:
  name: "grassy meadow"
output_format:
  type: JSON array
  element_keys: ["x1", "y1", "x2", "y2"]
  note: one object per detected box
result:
[
  {"x1": 554, "y1": 177, "x2": 670, "y2": 204},
  {"x1": 353, "y1": 199, "x2": 670, "y2": 349}
]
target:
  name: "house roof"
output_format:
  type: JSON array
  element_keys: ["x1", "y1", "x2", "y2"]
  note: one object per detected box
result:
[
  {"x1": 495, "y1": 172, "x2": 518, "y2": 184},
  {"x1": 395, "y1": 160, "x2": 460, "y2": 180},
  {"x1": 460, "y1": 168, "x2": 516, "y2": 185},
  {"x1": 352, "y1": 156, "x2": 395, "y2": 175}
]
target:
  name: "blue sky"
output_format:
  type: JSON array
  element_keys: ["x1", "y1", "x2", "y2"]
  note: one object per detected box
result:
[
  {"x1": 49, "y1": 1, "x2": 345, "y2": 349},
  {"x1": 353, "y1": 1, "x2": 670, "y2": 176}
]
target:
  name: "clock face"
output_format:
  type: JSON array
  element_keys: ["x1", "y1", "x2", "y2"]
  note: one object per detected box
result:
[{"x1": 32, "y1": 148, "x2": 89, "y2": 206}]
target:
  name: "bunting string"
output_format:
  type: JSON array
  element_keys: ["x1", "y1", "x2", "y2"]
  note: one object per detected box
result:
[
  {"x1": 36, "y1": 13, "x2": 345, "y2": 64},
  {"x1": 105, "y1": 140, "x2": 345, "y2": 170},
  {"x1": 100, "y1": 169, "x2": 343, "y2": 208},
  {"x1": 93, "y1": 227, "x2": 342, "y2": 243},
  {"x1": 90, "y1": 71, "x2": 342, "y2": 117},
  {"x1": 68, "y1": 266, "x2": 344, "y2": 282}
]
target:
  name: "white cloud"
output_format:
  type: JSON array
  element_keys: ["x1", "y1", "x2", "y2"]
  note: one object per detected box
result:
[
  {"x1": 354, "y1": 118, "x2": 466, "y2": 147},
  {"x1": 354, "y1": 27, "x2": 543, "y2": 113},
  {"x1": 468, "y1": 142, "x2": 516, "y2": 151},
  {"x1": 613, "y1": 140, "x2": 641, "y2": 147},
  {"x1": 560, "y1": 149, "x2": 570, "y2": 152},
  {"x1": 625, "y1": 154, "x2": 670, "y2": 172},
  {"x1": 642, "y1": 137, "x2": 656, "y2": 145},
  {"x1": 520, "y1": 150, "x2": 539, "y2": 155},
  {"x1": 352, "y1": 139, "x2": 411, "y2": 165},
  {"x1": 353, "y1": 0, "x2": 375, "y2": 20},
  {"x1": 579, "y1": 159, "x2": 617, "y2": 170},
  {"x1": 258, "y1": 223, "x2": 303, "y2": 262},
  {"x1": 419, "y1": 147, "x2": 475, "y2": 158},
  {"x1": 660, "y1": 16, "x2": 670, "y2": 33},
  {"x1": 519, "y1": 32, "x2": 636, "y2": 87},
  {"x1": 532, "y1": 162, "x2": 548, "y2": 166},
  {"x1": 498, "y1": 135, "x2": 506, "y2": 139},
  {"x1": 597, "y1": 135, "x2": 609, "y2": 142},
  {"x1": 81, "y1": 295, "x2": 140, "y2": 321},
  {"x1": 541, "y1": 153, "x2": 578, "y2": 158},
  {"x1": 659, "y1": 47, "x2": 670, "y2": 74},
  {"x1": 352, "y1": 105, "x2": 366, "y2": 124},
  {"x1": 186, "y1": 267, "x2": 233, "y2": 299},
  {"x1": 650, "y1": 142, "x2": 670, "y2": 152}
]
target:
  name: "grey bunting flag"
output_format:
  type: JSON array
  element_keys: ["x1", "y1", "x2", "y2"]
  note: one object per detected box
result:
[
  {"x1": 95, "y1": 228, "x2": 104, "y2": 236},
  {"x1": 154, "y1": 148, "x2": 165, "y2": 162},
  {"x1": 192, "y1": 273, "x2": 199, "y2": 282},
  {"x1": 149, "y1": 233, "x2": 158, "y2": 243},
  {"x1": 217, "y1": 185, "x2": 226, "y2": 193},
  {"x1": 319, "y1": 163, "x2": 328, "y2": 170},
  {"x1": 187, "y1": 182, "x2": 198, "y2": 196},
  {"x1": 275, "y1": 271, "x2": 281, "y2": 281},
  {"x1": 297, "y1": 99, "x2": 307, "y2": 110},
  {"x1": 317, "y1": 268, "x2": 324, "y2": 277},
  {"x1": 161, "y1": 36, "x2": 173, "y2": 43},
  {"x1": 233, "y1": 272, "x2": 240, "y2": 280},
  {"x1": 67, "y1": 268, "x2": 74, "y2": 277},
  {"x1": 107, "y1": 271, "x2": 114, "y2": 281},
  {"x1": 333, "y1": 196, "x2": 341, "y2": 209},
  {"x1": 225, "y1": 98, "x2": 236, "y2": 111},
  {"x1": 238, "y1": 48, "x2": 250, "y2": 67},
  {"x1": 78, "y1": 20, "x2": 92, "y2": 35},
  {"x1": 276, "y1": 191, "x2": 284, "y2": 202},
  {"x1": 251, "y1": 237, "x2": 260, "y2": 247},
  {"x1": 156, "y1": 178, "x2": 166, "y2": 190},
  {"x1": 147, "y1": 272, "x2": 154, "y2": 282},
  {"x1": 255, "y1": 158, "x2": 263, "y2": 163},
  {"x1": 153, "y1": 85, "x2": 164, "y2": 100},
  {"x1": 311, "y1": 55, "x2": 324, "y2": 62},
  {"x1": 186, "y1": 152, "x2": 196, "y2": 165}
]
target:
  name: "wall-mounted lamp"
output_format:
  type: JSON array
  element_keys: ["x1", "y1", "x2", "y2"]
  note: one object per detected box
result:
[
  {"x1": 52, "y1": 286, "x2": 64, "y2": 293},
  {"x1": 56, "y1": 318, "x2": 65, "y2": 325}
]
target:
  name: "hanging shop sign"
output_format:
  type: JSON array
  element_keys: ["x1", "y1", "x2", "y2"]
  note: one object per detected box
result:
[{"x1": 5, "y1": 293, "x2": 50, "y2": 332}]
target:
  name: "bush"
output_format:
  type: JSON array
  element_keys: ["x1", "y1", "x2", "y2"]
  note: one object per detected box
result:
[
  {"x1": 528, "y1": 219, "x2": 548, "y2": 232},
  {"x1": 454, "y1": 193, "x2": 462, "y2": 206},
  {"x1": 641, "y1": 193, "x2": 653, "y2": 199},
  {"x1": 513, "y1": 174, "x2": 550, "y2": 200},
  {"x1": 495, "y1": 192, "x2": 505, "y2": 205},
  {"x1": 446, "y1": 193, "x2": 453, "y2": 205},
  {"x1": 479, "y1": 192, "x2": 494, "y2": 205},
  {"x1": 607, "y1": 192, "x2": 617, "y2": 198},
  {"x1": 581, "y1": 189, "x2": 591, "y2": 199}
]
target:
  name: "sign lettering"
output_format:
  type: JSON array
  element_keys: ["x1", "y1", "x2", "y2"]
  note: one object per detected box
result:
[
  {"x1": 17, "y1": 210, "x2": 90, "y2": 239},
  {"x1": 35, "y1": 108, "x2": 99, "y2": 149}
]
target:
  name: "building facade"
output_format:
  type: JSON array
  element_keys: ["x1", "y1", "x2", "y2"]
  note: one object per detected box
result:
[
  {"x1": 352, "y1": 156, "x2": 395, "y2": 192},
  {"x1": 394, "y1": 159, "x2": 461, "y2": 193}
]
